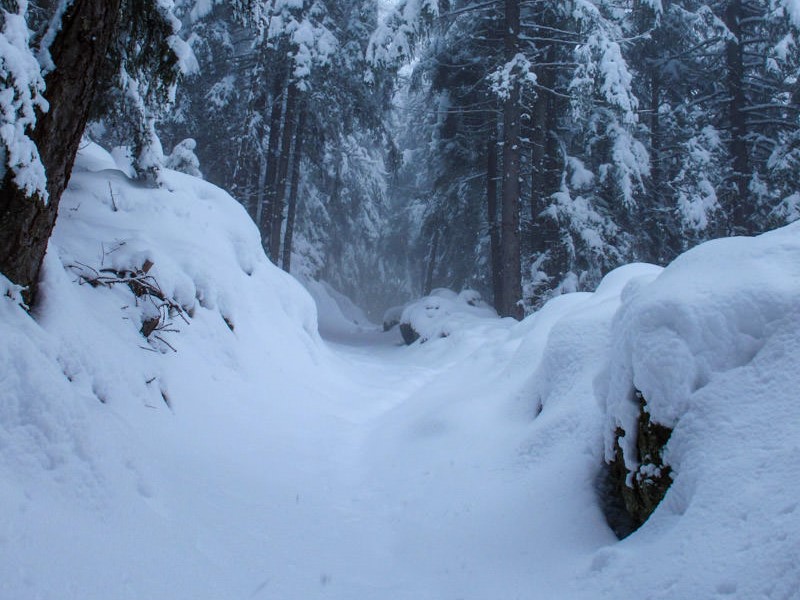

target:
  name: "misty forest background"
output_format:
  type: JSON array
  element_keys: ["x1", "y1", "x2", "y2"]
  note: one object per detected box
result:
[{"x1": 5, "y1": 0, "x2": 800, "y2": 319}]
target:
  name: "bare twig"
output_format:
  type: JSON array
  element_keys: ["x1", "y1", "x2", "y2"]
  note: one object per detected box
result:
[{"x1": 67, "y1": 260, "x2": 189, "y2": 352}]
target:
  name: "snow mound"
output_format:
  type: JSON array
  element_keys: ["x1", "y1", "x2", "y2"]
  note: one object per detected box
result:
[
  {"x1": 589, "y1": 223, "x2": 800, "y2": 598},
  {"x1": 0, "y1": 143, "x2": 328, "y2": 599},
  {"x1": 46, "y1": 143, "x2": 321, "y2": 390},
  {"x1": 602, "y1": 223, "x2": 800, "y2": 467},
  {"x1": 399, "y1": 288, "x2": 499, "y2": 343}
]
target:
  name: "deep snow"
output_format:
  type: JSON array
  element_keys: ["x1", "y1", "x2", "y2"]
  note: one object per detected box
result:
[{"x1": 1, "y1": 144, "x2": 799, "y2": 600}]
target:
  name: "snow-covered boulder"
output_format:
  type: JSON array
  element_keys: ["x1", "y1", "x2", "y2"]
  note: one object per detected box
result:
[
  {"x1": 599, "y1": 222, "x2": 800, "y2": 539},
  {"x1": 382, "y1": 303, "x2": 406, "y2": 331},
  {"x1": 399, "y1": 288, "x2": 498, "y2": 344}
]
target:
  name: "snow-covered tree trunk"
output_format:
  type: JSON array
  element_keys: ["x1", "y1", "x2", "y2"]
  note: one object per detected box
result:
[
  {"x1": 0, "y1": 0, "x2": 121, "y2": 303},
  {"x1": 260, "y1": 70, "x2": 286, "y2": 251}
]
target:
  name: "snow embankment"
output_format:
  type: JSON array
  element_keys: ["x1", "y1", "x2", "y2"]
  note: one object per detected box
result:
[
  {"x1": 592, "y1": 222, "x2": 800, "y2": 598},
  {"x1": 359, "y1": 222, "x2": 800, "y2": 598},
  {"x1": 0, "y1": 143, "x2": 330, "y2": 599}
]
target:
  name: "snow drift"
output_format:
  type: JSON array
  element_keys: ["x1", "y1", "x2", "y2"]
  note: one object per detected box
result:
[
  {"x1": 0, "y1": 143, "x2": 334, "y2": 599},
  {"x1": 593, "y1": 223, "x2": 800, "y2": 598}
]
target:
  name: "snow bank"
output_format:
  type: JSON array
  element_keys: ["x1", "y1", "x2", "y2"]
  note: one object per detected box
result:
[
  {"x1": 587, "y1": 223, "x2": 800, "y2": 598},
  {"x1": 603, "y1": 224, "x2": 800, "y2": 458},
  {"x1": 357, "y1": 233, "x2": 800, "y2": 599},
  {"x1": 0, "y1": 143, "x2": 330, "y2": 599}
]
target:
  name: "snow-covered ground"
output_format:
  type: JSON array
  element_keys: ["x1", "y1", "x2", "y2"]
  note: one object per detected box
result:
[{"x1": 1, "y1": 145, "x2": 799, "y2": 599}]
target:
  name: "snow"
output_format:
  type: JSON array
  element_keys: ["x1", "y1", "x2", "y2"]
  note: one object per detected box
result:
[
  {"x1": 785, "y1": 0, "x2": 800, "y2": 29},
  {"x1": 594, "y1": 224, "x2": 800, "y2": 598},
  {"x1": 0, "y1": 0, "x2": 48, "y2": 199},
  {"x1": 165, "y1": 137, "x2": 202, "y2": 177},
  {"x1": 367, "y1": 0, "x2": 439, "y2": 68},
  {"x1": 399, "y1": 288, "x2": 499, "y2": 343},
  {"x1": 489, "y1": 53, "x2": 538, "y2": 101},
  {"x1": 297, "y1": 276, "x2": 376, "y2": 341},
  {"x1": 2, "y1": 143, "x2": 800, "y2": 598}
]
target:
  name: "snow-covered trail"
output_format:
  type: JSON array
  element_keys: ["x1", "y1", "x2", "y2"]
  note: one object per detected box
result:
[
  {"x1": 145, "y1": 323, "x2": 567, "y2": 600},
  {"x1": 204, "y1": 325, "x2": 612, "y2": 600},
  {"x1": 3, "y1": 145, "x2": 612, "y2": 600},
  {"x1": 240, "y1": 329, "x2": 455, "y2": 600}
]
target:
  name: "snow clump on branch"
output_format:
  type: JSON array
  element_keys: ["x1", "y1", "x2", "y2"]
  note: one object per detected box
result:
[{"x1": 0, "y1": 0, "x2": 48, "y2": 201}]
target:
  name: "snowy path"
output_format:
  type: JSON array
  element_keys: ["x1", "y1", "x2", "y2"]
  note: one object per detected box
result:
[{"x1": 192, "y1": 326, "x2": 611, "y2": 600}]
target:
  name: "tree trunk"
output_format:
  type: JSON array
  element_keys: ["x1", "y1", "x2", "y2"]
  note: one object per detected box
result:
[
  {"x1": 500, "y1": 0, "x2": 524, "y2": 320},
  {"x1": 254, "y1": 151, "x2": 268, "y2": 225},
  {"x1": 530, "y1": 43, "x2": 555, "y2": 259},
  {"x1": 423, "y1": 228, "x2": 439, "y2": 296},
  {"x1": 260, "y1": 71, "x2": 286, "y2": 250},
  {"x1": 723, "y1": 0, "x2": 750, "y2": 234},
  {"x1": 530, "y1": 73, "x2": 549, "y2": 227},
  {"x1": 486, "y1": 133, "x2": 503, "y2": 311},
  {"x1": 282, "y1": 102, "x2": 306, "y2": 274},
  {"x1": 0, "y1": 0, "x2": 122, "y2": 305},
  {"x1": 645, "y1": 70, "x2": 677, "y2": 262},
  {"x1": 269, "y1": 82, "x2": 298, "y2": 264}
]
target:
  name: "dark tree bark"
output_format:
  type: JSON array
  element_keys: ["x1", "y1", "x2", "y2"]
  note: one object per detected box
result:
[
  {"x1": 0, "y1": 0, "x2": 122, "y2": 305},
  {"x1": 649, "y1": 73, "x2": 662, "y2": 210},
  {"x1": 269, "y1": 82, "x2": 298, "y2": 264},
  {"x1": 499, "y1": 0, "x2": 524, "y2": 320},
  {"x1": 253, "y1": 151, "x2": 268, "y2": 224},
  {"x1": 530, "y1": 71, "x2": 549, "y2": 228},
  {"x1": 486, "y1": 134, "x2": 503, "y2": 311},
  {"x1": 423, "y1": 228, "x2": 439, "y2": 296},
  {"x1": 282, "y1": 101, "x2": 307, "y2": 274},
  {"x1": 723, "y1": 0, "x2": 750, "y2": 234},
  {"x1": 260, "y1": 71, "x2": 286, "y2": 250},
  {"x1": 529, "y1": 44, "x2": 555, "y2": 256}
]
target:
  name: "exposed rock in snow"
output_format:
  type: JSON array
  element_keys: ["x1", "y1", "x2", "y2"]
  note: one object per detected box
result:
[
  {"x1": 398, "y1": 288, "x2": 498, "y2": 344},
  {"x1": 604, "y1": 389, "x2": 673, "y2": 538}
]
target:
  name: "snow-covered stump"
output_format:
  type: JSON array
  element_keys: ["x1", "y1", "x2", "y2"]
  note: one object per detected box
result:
[{"x1": 382, "y1": 304, "x2": 405, "y2": 332}]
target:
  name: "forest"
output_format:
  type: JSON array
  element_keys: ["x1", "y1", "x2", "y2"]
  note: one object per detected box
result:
[
  {"x1": 3, "y1": 0, "x2": 800, "y2": 318},
  {"x1": 1, "y1": 1, "x2": 800, "y2": 599}
]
